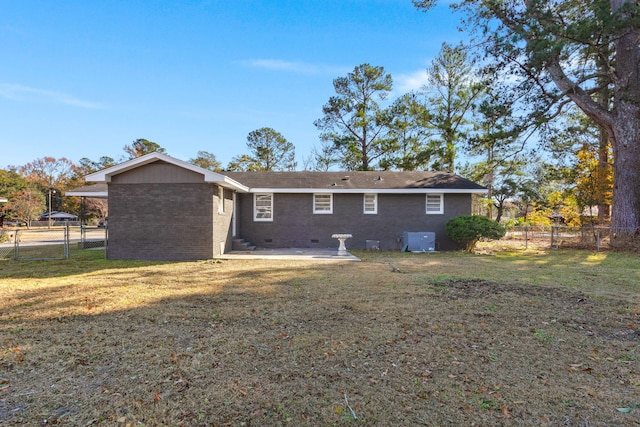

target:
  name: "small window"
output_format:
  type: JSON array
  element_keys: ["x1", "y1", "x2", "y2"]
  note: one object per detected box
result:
[
  {"x1": 426, "y1": 194, "x2": 443, "y2": 214},
  {"x1": 254, "y1": 193, "x2": 273, "y2": 221},
  {"x1": 314, "y1": 193, "x2": 333, "y2": 214},
  {"x1": 363, "y1": 193, "x2": 377, "y2": 214}
]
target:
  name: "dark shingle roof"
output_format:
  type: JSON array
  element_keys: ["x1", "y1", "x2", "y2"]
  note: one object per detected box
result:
[{"x1": 224, "y1": 171, "x2": 485, "y2": 191}]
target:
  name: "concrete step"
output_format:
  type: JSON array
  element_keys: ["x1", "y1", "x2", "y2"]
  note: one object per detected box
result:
[{"x1": 232, "y1": 238, "x2": 256, "y2": 251}]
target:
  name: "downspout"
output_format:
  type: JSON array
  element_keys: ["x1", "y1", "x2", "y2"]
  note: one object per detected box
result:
[{"x1": 232, "y1": 191, "x2": 237, "y2": 237}]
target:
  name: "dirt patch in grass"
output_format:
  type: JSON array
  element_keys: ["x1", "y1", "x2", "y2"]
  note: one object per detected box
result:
[{"x1": 1, "y1": 253, "x2": 639, "y2": 426}]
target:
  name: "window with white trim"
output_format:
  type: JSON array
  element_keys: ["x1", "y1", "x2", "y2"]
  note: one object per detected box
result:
[
  {"x1": 363, "y1": 193, "x2": 377, "y2": 214},
  {"x1": 426, "y1": 194, "x2": 443, "y2": 214},
  {"x1": 254, "y1": 193, "x2": 273, "y2": 221},
  {"x1": 313, "y1": 193, "x2": 333, "y2": 214}
]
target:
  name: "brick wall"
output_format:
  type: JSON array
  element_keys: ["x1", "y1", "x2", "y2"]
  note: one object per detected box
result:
[
  {"x1": 235, "y1": 193, "x2": 471, "y2": 251},
  {"x1": 212, "y1": 187, "x2": 234, "y2": 257},
  {"x1": 107, "y1": 183, "x2": 215, "y2": 260}
]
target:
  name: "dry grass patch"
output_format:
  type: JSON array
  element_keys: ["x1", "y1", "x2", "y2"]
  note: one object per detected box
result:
[{"x1": 1, "y1": 249, "x2": 639, "y2": 426}]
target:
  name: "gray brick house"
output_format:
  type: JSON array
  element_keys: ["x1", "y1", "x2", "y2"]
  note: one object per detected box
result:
[{"x1": 72, "y1": 152, "x2": 486, "y2": 260}]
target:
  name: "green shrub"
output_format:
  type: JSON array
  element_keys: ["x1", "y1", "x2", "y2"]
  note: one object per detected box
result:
[{"x1": 446, "y1": 215, "x2": 506, "y2": 252}]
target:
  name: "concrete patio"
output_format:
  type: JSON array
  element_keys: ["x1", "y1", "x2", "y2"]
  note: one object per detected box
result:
[{"x1": 217, "y1": 248, "x2": 360, "y2": 261}]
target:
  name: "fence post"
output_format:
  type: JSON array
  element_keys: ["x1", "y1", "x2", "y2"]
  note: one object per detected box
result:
[
  {"x1": 524, "y1": 226, "x2": 529, "y2": 250},
  {"x1": 13, "y1": 230, "x2": 19, "y2": 260},
  {"x1": 596, "y1": 229, "x2": 600, "y2": 252},
  {"x1": 64, "y1": 224, "x2": 70, "y2": 259}
]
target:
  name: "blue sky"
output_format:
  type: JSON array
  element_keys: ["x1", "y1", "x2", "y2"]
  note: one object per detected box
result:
[{"x1": 1, "y1": 0, "x2": 465, "y2": 170}]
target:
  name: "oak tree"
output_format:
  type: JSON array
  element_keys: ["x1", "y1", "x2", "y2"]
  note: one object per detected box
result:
[{"x1": 4, "y1": 188, "x2": 45, "y2": 227}]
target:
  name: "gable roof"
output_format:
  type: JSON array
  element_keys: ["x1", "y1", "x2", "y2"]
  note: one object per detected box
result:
[
  {"x1": 85, "y1": 152, "x2": 248, "y2": 192},
  {"x1": 225, "y1": 171, "x2": 487, "y2": 194}
]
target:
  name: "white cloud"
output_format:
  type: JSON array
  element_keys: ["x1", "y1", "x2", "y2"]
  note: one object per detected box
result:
[
  {"x1": 241, "y1": 59, "x2": 349, "y2": 76},
  {"x1": 0, "y1": 83, "x2": 101, "y2": 109},
  {"x1": 394, "y1": 69, "x2": 430, "y2": 93}
]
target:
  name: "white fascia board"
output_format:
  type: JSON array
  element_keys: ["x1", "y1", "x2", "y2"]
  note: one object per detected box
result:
[
  {"x1": 85, "y1": 152, "x2": 206, "y2": 182},
  {"x1": 65, "y1": 190, "x2": 108, "y2": 198},
  {"x1": 85, "y1": 152, "x2": 171, "y2": 182},
  {"x1": 219, "y1": 176, "x2": 249, "y2": 193},
  {"x1": 247, "y1": 188, "x2": 487, "y2": 194},
  {"x1": 0, "y1": 198, "x2": 8, "y2": 203}
]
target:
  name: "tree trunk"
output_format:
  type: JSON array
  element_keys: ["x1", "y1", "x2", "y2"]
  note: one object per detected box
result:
[
  {"x1": 609, "y1": 0, "x2": 640, "y2": 244},
  {"x1": 610, "y1": 105, "x2": 640, "y2": 243},
  {"x1": 485, "y1": 178, "x2": 493, "y2": 220},
  {"x1": 494, "y1": 204, "x2": 503, "y2": 223},
  {"x1": 546, "y1": 0, "x2": 640, "y2": 246}
]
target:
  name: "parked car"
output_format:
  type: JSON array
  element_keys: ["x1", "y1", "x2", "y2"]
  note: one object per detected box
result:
[{"x1": 4, "y1": 220, "x2": 27, "y2": 227}]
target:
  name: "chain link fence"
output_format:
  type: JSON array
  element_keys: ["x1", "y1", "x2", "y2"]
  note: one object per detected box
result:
[
  {"x1": 0, "y1": 226, "x2": 106, "y2": 260},
  {"x1": 0, "y1": 224, "x2": 634, "y2": 259},
  {"x1": 502, "y1": 225, "x2": 637, "y2": 251}
]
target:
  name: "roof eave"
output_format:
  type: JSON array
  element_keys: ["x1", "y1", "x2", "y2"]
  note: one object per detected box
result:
[
  {"x1": 219, "y1": 177, "x2": 249, "y2": 193},
  {"x1": 65, "y1": 190, "x2": 109, "y2": 198},
  {"x1": 247, "y1": 188, "x2": 487, "y2": 194},
  {"x1": 86, "y1": 152, "x2": 170, "y2": 182}
]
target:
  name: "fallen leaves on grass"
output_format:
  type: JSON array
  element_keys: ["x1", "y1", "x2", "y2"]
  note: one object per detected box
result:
[{"x1": 1, "y1": 254, "x2": 639, "y2": 425}]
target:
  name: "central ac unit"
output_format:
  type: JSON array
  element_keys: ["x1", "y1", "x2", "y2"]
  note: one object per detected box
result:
[{"x1": 403, "y1": 232, "x2": 436, "y2": 252}]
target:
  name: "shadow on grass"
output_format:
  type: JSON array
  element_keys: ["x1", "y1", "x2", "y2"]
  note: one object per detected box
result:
[
  {"x1": 1, "y1": 255, "x2": 638, "y2": 426},
  {"x1": 0, "y1": 248, "x2": 193, "y2": 279}
]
